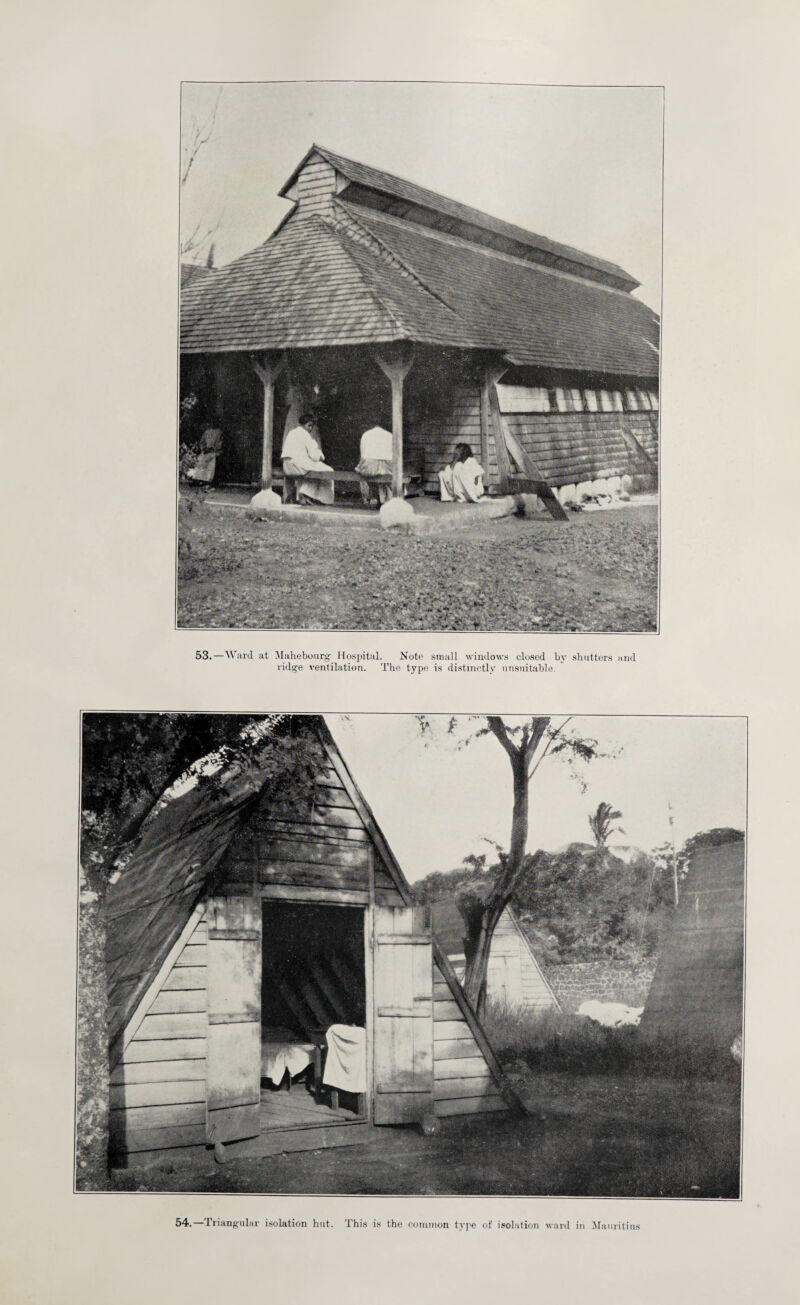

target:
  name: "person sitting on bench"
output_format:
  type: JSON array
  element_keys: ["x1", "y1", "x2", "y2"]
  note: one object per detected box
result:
[
  {"x1": 439, "y1": 442, "x2": 485, "y2": 502},
  {"x1": 281, "y1": 414, "x2": 335, "y2": 505},
  {"x1": 355, "y1": 425, "x2": 394, "y2": 506}
]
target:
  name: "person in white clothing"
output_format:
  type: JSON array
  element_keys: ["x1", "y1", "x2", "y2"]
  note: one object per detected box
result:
[
  {"x1": 355, "y1": 425, "x2": 393, "y2": 505},
  {"x1": 281, "y1": 414, "x2": 335, "y2": 505},
  {"x1": 439, "y1": 443, "x2": 485, "y2": 503}
]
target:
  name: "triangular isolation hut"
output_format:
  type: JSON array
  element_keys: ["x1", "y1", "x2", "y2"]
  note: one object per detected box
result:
[
  {"x1": 431, "y1": 899, "x2": 560, "y2": 1014},
  {"x1": 106, "y1": 716, "x2": 521, "y2": 1168},
  {"x1": 180, "y1": 145, "x2": 660, "y2": 503},
  {"x1": 639, "y1": 831, "x2": 745, "y2": 1049}
]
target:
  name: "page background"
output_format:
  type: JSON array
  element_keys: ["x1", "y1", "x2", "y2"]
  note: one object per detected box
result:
[{"x1": 2, "y1": 1, "x2": 797, "y2": 1300}]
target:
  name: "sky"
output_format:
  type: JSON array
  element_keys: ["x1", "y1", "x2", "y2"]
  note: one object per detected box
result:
[
  {"x1": 181, "y1": 81, "x2": 663, "y2": 310},
  {"x1": 328, "y1": 715, "x2": 747, "y2": 882}
]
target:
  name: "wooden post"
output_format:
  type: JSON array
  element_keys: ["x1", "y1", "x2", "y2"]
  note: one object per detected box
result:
[
  {"x1": 479, "y1": 374, "x2": 491, "y2": 482},
  {"x1": 375, "y1": 345, "x2": 414, "y2": 499},
  {"x1": 250, "y1": 352, "x2": 287, "y2": 491},
  {"x1": 483, "y1": 361, "x2": 509, "y2": 492}
]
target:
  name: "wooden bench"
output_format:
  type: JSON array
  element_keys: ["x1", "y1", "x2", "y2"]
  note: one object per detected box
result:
[{"x1": 274, "y1": 467, "x2": 422, "y2": 505}]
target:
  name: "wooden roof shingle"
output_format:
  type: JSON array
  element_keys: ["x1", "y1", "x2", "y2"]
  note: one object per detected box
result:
[
  {"x1": 283, "y1": 145, "x2": 639, "y2": 290},
  {"x1": 180, "y1": 147, "x2": 659, "y2": 378}
]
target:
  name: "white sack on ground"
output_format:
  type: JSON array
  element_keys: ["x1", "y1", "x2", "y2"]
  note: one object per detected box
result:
[
  {"x1": 323, "y1": 1024, "x2": 367, "y2": 1092},
  {"x1": 576, "y1": 1000, "x2": 643, "y2": 1028}
]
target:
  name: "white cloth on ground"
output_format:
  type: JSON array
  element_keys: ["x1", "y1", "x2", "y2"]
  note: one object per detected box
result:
[
  {"x1": 323, "y1": 1024, "x2": 367, "y2": 1093},
  {"x1": 439, "y1": 456, "x2": 485, "y2": 502},
  {"x1": 576, "y1": 1001, "x2": 643, "y2": 1028},
  {"x1": 261, "y1": 1027, "x2": 315, "y2": 1085},
  {"x1": 281, "y1": 425, "x2": 335, "y2": 505}
]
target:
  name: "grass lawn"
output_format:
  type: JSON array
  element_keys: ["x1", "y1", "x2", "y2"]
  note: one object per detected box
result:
[
  {"x1": 177, "y1": 500, "x2": 658, "y2": 632},
  {"x1": 113, "y1": 1065, "x2": 739, "y2": 1197},
  {"x1": 113, "y1": 1009, "x2": 739, "y2": 1197}
]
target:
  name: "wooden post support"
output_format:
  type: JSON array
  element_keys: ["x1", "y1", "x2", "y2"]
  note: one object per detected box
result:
[
  {"x1": 250, "y1": 352, "x2": 287, "y2": 491},
  {"x1": 482, "y1": 361, "x2": 509, "y2": 492},
  {"x1": 375, "y1": 345, "x2": 414, "y2": 499}
]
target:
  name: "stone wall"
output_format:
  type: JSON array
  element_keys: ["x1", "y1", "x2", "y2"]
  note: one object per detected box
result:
[{"x1": 548, "y1": 959, "x2": 656, "y2": 1013}]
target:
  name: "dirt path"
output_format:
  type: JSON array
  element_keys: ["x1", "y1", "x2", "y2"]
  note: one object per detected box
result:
[{"x1": 178, "y1": 504, "x2": 658, "y2": 632}]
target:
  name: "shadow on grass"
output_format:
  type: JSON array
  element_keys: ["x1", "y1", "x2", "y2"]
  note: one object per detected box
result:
[{"x1": 484, "y1": 1001, "x2": 742, "y2": 1198}]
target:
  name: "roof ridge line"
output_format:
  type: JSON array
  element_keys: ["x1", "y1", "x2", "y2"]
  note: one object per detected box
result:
[
  {"x1": 311, "y1": 144, "x2": 632, "y2": 281},
  {"x1": 353, "y1": 205, "x2": 653, "y2": 308},
  {"x1": 315, "y1": 214, "x2": 416, "y2": 342},
  {"x1": 332, "y1": 199, "x2": 460, "y2": 318}
]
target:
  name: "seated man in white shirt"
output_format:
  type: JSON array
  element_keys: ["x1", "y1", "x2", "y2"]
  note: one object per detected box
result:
[
  {"x1": 355, "y1": 425, "x2": 393, "y2": 506},
  {"x1": 281, "y1": 414, "x2": 335, "y2": 505}
]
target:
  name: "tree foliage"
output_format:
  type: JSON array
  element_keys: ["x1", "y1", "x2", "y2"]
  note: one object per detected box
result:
[
  {"x1": 417, "y1": 715, "x2": 612, "y2": 1015},
  {"x1": 77, "y1": 713, "x2": 320, "y2": 1189},
  {"x1": 588, "y1": 800, "x2": 625, "y2": 847},
  {"x1": 180, "y1": 87, "x2": 223, "y2": 260}
]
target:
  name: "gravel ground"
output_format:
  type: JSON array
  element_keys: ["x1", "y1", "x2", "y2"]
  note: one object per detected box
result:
[{"x1": 177, "y1": 501, "x2": 658, "y2": 632}]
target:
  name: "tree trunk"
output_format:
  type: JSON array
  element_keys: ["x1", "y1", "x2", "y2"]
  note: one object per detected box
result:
[
  {"x1": 463, "y1": 897, "x2": 506, "y2": 1017},
  {"x1": 461, "y1": 741, "x2": 530, "y2": 1017},
  {"x1": 75, "y1": 879, "x2": 109, "y2": 1190}
]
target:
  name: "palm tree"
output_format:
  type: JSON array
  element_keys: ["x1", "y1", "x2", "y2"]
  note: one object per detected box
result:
[{"x1": 589, "y1": 801, "x2": 625, "y2": 848}]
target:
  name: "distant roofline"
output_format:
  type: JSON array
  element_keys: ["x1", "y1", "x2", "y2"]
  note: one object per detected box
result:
[{"x1": 279, "y1": 143, "x2": 639, "y2": 290}]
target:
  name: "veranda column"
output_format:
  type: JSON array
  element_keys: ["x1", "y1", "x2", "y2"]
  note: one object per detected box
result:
[
  {"x1": 375, "y1": 345, "x2": 414, "y2": 499},
  {"x1": 250, "y1": 351, "x2": 287, "y2": 491}
]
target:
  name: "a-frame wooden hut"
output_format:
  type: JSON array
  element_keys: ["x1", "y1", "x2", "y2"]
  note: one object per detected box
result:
[
  {"x1": 639, "y1": 831, "x2": 745, "y2": 1049},
  {"x1": 106, "y1": 717, "x2": 521, "y2": 1168},
  {"x1": 180, "y1": 145, "x2": 660, "y2": 503},
  {"x1": 431, "y1": 900, "x2": 560, "y2": 1015}
]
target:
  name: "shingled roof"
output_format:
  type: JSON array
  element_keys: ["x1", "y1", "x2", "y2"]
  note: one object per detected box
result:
[
  {"x1": 282, "y1": 145, "x2": 639, "y2": 291},
  {"x1": 180, "y1": 146, "x2": 659, "y2": 377}
]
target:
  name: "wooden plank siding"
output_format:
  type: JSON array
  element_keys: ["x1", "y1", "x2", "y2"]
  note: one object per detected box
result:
[
  {"x1": 405, "y1": 384, "x2": 501, "y2": 494},
  {"x1": 430, "y1": 958, "x2": 506, "y2": 1118},
  {"x1": 293, "y1": 157, "x2": 338, "y2": 214},
  {"x1": 110, "y1": 912, "x2": 208, "y2": 1162},
  {"x1": 440, "y1": 905, "x2": 559, "y2": 1015},
  {"x1": 504, "y1": 409, "x2": 659, "y2": 488},
  {"x1": 217, "y1": 756, "x2": 404, "y2": 906}
]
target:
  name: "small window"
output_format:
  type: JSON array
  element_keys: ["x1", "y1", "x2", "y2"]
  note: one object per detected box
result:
[
  {"x1": 496, "y1": 385, "x2": 550, "y2": 414},
  {"x1": 626, "y1": 390, "x2": 639, "y2": 411},
  {"x1": 636, "y1": 390, "x2": 651, "y2": 410},
  {"x1": 649, "y1": 391, "x2": 659, "y2": 410},
  {"x1": 555, "y1": 387, "x2": 584, "y2": 413},
  {"x1": 599, "y1": 390, "x2": 614, "y2": 412},
  {"x1": 612, "y1": 391, "x2": 624, "y2": 411},
  {"x1": 584, "y1": 390, "x2": 599, "y2": 412}
]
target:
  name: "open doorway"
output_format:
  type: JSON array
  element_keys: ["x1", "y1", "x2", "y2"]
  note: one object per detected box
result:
[{"x1": 259, "y1": 902, "x2": 368, "y2": 1133}]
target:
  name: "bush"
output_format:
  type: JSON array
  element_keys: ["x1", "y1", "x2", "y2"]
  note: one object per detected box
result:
[{"x1": 483, "y1": 999, "x2": 742, "y2": 1083}]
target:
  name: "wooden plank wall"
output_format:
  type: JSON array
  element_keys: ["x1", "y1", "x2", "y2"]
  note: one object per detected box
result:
[
  {"x1": 110, "y1": 913, "x2": 208, "y2": 1162},
  {"x1": 504, "y1": 410, "x2": 658, "y2": 487},
  {"x1": 515, "y1": 927, "x2": 560, "y2": 1014},
  {"x1": 219, "y1": 758, "x2": 404, "y2": 906},
  {"x1": 405, "y1": 385, "x2": 500, "y2": 494},
  {"x1": 295, "y1": 156, "x2": 338, "y2": 214},
  {"x1": 431, "y1": 960, "x2": 507, "y2": 1118}
]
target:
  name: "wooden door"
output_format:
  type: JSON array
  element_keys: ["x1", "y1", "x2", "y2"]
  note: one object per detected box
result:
[
  {"x1": 372, "y1": 905, "x2": 434, "y2": 1125},
  {"x1": 206, "y1": 896, "x2": 262, "y2": 1145}
]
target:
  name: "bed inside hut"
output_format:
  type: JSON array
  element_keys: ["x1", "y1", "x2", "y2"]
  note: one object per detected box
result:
[{"x1": 259, "y1": 902, "x2": 368, "y2": 1134}]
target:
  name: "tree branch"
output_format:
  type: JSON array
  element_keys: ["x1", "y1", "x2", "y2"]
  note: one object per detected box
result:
[{"x1": 486, "y1": 716, "x2": 520, "y2": 762}]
